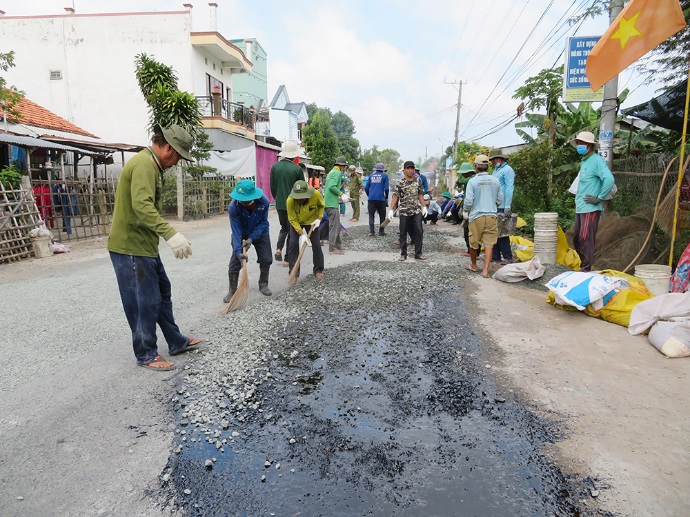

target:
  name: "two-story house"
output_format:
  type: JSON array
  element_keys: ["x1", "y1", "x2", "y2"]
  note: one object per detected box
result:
[{"x1": 0, "y1": 3, "x2": 258, "y2": 175}]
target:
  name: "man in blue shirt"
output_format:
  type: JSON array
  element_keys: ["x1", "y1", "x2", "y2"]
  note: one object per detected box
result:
[
  {"x1": 572, "y1": 131, "x2": 615, "y2": 272},
  {"x1": 365, "y1": 162, "x2": 390, "y2": 236},
  {"x1": 414, "y1": 163, "x2": 429, "y2": 195},
  {"x1": 489, "y1": 148, "x2": 515, "y2": 263},
  {"x1": 463, "y1": 155, "x2": 503, "y2": 278},
  {"x1": 225, "y1": 180, "x2": 273, "y2": 302}
]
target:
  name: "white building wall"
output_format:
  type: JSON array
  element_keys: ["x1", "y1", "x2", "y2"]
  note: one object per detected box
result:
[
  {"x1": 1, "y1": 11, "x2": 235, "y2": 148},
  {"x1": 268, "y1": 109, "x2": 289, "y2": 144}
]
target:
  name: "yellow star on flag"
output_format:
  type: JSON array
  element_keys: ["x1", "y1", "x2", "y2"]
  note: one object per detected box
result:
[{"x1": 610, "y1": 11, "x2": 642, "y2": 49}]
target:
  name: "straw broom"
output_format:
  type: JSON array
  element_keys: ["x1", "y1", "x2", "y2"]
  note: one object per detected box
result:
[
  {"x1": 288, "y1": 224, "x2": 316, "y2": 286},
  {"x1": 220, "y1": 242, "x2": 250, "y2": 314}
]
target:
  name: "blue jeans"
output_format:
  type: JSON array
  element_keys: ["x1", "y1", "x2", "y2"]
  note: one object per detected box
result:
[{"x1": 110, "y1": 252, "x2": 189, "y2": 364}]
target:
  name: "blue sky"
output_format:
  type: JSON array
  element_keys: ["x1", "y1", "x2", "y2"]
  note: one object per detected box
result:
[{"x1": 2, "y1": 0, "x2": 662, "y2": 163}]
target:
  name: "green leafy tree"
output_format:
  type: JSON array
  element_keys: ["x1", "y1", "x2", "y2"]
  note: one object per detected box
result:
[
  {"x1": 514, "y1": 65, "x2": 564, "y2": 208},
  {"x1": 0, "y1": 51, "x2": 24, "y2": 125},
  {"x1": 134, "y1": 53, "x2": 202, "y2": 139},
  {"x1": 379, "y1": 148, "x2": 401, "y2": 173},
  {"x1": 302, "y1": 110, "x2": 338, "y2": 169},
  {"x1": 360, "y1": 145, "x2": 379, "y2": 173}
]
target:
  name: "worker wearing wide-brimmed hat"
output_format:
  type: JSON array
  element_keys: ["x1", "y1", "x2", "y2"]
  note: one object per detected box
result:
[
  {"x1": 108, "y1": 123, "x2": 203, "y2": 371},
  {"x1": 570, "y1": 131, "x2": 615, "y2": 272},
  {"x1": 286, "y1": 180, "x2": 325, "y2": 280},
  {"x1": 489, "y1": 148, "x2": 516, "y2": 264},
  {"x1": 225, "y1": 179, "x2": 273, "y2": 301},
  {"x1": 365, "y1": 162, "x2": 389, "y2": 236},
  {"x1": 270, "y1": 142, "x2": 304, "y2": 265},
  {"x1": 324, "y1": 156, "x2": 349, "y2": 254}
]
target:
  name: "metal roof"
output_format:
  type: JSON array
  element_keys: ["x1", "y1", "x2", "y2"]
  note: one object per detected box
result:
[{"x1": 0, "y1": 133, "x2": 101, "y2": 156}]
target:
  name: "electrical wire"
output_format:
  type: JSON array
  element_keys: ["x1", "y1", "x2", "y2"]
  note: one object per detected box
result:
[{"x1": 462, "y1": 0, "x2": 558, "y2": 133}]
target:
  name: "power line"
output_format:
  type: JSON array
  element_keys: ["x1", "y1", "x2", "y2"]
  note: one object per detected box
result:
[{"x1": 461, "y1": 0, "x2": 557, "y2": 133}]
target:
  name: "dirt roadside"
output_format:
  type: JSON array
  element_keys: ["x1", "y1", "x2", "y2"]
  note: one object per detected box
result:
[{"x1": 468, "y1": 274, "x2": 689, "y2": 516}]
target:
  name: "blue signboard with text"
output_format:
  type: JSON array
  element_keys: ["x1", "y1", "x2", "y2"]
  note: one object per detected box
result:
[{"x1": 564, "y1": 36, "x2": 604, "y2": 102}]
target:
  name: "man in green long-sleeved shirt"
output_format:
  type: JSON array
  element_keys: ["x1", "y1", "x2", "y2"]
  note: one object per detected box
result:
[
  {"x1": 108, "y1": 124, "x2": 203, "y2": 371},
  {"x1": 324, "y1": 156, "x2": 349, "y2": 254},
  {"x1": 270, "y1": 142, "x2": 304, "y2": 263}
]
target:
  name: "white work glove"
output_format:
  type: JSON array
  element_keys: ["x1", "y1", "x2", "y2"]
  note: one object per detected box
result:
[
  {"x1": 503, "y1": 207, "x2": 512, "y2": 217},
  {"x1": 387, "y1": 210, "x2": 395, "y2": 221},
  {"x1": 462, "y1": 211, "x2": 469, "y2": 220},
  {"x1": 299, "y1": 233, "x2": 312, "y2": 248},
  {"x1": 339, "y1": 193, "x2": 350, "y2": 204},
  {"x1": 167, "y1": 232, "x2": 192, "y2": 259},
  {"x1": 312, "y1": 218, "x2": 321, "y2": 228},
  {"x1": 421, "y1": 206, "x2": 428, "y2": 217}
]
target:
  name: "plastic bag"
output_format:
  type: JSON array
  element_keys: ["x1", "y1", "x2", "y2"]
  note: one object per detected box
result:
[
  {"x1": 27, "y1": 224, "x2": 54, "y2": 240},
  {"x1": 51, "y1": 243, "x2": 70, "y2": 253},
  {"x1": 628, "y1": 292, "x2": 690, "y2": 335},
  {"x1": 648, "y1": 320, "x2": 690, "y2": 358},
  {"x1": 493, "y1": 256, "x2": 545, "y2": 283},
  {"x1": 510, "y1": 235, "x2": 534, "y2": 262},
  {"x1": 556, "y1": 227, "x2": 581, "y2": 270}
]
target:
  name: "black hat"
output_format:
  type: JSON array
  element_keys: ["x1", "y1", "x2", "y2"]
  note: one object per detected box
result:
[{"x1": 403, "y1": 160, "x2": 415, "y2": 169}]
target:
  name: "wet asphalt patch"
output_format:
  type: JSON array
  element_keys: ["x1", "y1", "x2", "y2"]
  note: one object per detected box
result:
[{"x1": 161, "y1": 231, "x2": 607, "y2": 516}]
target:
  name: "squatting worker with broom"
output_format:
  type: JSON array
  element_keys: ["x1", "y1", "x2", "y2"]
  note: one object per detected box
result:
[
  {"x1": 572, "y1": 131, "x2": 615, "y2": 272},
  {"x1": 324, "y1": 156, "x2": 349, "y2": 255},
  {"x1": 224, "y1": 179, "x2": 273, "y2": 302},
  {"x1": 388, "y1": 160, "x2": 427, "y2": 261},
  {"x1": 107, "y1": 124, "x2": 204, "y2": 371},
  {"x1": 286, "y1": 180, "x2": 325, "y2": 280},
  {"x1": 270, "y1": 142, "x2": 304, "y2": 265}
]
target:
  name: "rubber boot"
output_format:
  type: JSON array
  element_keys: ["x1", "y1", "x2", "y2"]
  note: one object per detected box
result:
[
  {"x1": 223, "y1": 271, "x2": 239, "y2": 303},
  {"x1": 258, "y1": 269, "x2": 272, "y2": 296}
]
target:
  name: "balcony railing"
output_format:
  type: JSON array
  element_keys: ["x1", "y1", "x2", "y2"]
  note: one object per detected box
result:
[{"x1": 196, "y1": 96, "x2": 255, "y2": 129}]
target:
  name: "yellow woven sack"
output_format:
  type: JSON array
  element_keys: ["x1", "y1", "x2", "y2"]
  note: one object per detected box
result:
[
  {"x1": 510, "y1": 235, "x2": 534, "y2": 262},
  {"x1": 557, "y1": 226, "x2": 581, "y2": 270}
]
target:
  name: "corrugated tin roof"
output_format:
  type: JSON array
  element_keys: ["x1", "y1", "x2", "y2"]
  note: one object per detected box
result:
[{"x1": 0, "y1": 133, "x2": 100, "y2": 156}]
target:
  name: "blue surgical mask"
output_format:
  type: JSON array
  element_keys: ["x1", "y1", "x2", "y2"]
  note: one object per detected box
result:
[{"x1": 576, "y1": 145, "x2": 588, "y2": 155}]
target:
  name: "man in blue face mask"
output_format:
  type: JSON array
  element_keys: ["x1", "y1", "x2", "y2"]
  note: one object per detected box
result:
[{"x1": 571, "y1": 131, "x2": 615, "y2": 272}]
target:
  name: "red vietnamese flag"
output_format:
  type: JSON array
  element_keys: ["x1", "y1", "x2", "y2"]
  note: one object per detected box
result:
[{"x1": 586, "y1": 0, "x2": 687, "y2": 91}]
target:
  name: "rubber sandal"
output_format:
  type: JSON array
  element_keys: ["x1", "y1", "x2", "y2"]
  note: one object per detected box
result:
[
  {"x1": 465, "y1": 265, "x2": 479, "y2": 273},
  {"x1": 398, "y1": 256, "x2": 407, "y2": 261},
  {"x1": 138, "y1": 355, "x2": 175, "y2": 371},
  {"x1": 170, "y1": 338, "x2": 205, "y2": 356}
]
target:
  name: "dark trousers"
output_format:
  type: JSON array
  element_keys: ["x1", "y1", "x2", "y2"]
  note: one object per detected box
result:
[
  {"x1": 368, "y1": 200, "x2": 387, "y2": 234},
  {"x1": 399, "y1": 213, "x2": 423, "y2": 258},
  {"x1": 573, "y1": 211, "x2": 601, "y2": 272},
  {"x1": 463, "y1": 222, "x2": 470, "y2": 251},
  {"x1": 276, "y1": 209, "x2": 290, "y2": 251},
  {"x1": 287, "y1": 225, "x2": 324, "y2": 277},
  {"x1": 228, "y1": 232, "x2": 273, "y2": 273},
  {"x1": 423, "y1": 212, "x2": 439, "y2": 224},
  {"x1": 110, "y1": 252, "x2": 188, "y2": 364},
  {"x1": 492, "y1": 236, "x2": 513, "y2": 261}
]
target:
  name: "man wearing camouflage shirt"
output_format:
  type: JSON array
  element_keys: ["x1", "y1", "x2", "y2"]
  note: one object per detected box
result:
[{"x1": 388, "y1": 160, "x2": 428, "y2": 261}]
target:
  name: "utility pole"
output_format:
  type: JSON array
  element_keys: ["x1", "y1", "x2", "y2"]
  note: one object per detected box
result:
[
  {"x1": 445, "y1": 79, "x2": 465, "y2": 192},
  {"x1": 598, "y1": 0, "x2": 623, "y2": 169}
]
